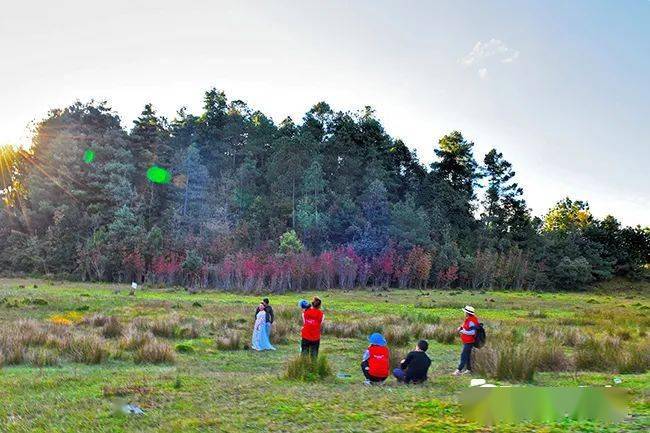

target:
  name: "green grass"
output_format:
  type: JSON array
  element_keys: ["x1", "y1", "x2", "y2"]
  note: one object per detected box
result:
[{"x1": 0, "y1": 277, "x2": 648, "y2": 432}]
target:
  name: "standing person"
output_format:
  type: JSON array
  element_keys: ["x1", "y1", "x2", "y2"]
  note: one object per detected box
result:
[
  {"x1": 453, "y1": 305, "x2": 479, "y2": 375},
  {"x1": 361, "y1": 333, "x2": 390, "y2": 385},
  {"x1": 300, "y1": 296, "x2": 323, "y2": 358},
  {"x1": 252, "y1": 303, "x2": 275, "y2": 351},
  {"x1": 260, "y1": 298, "x2": 274, "y2": 338},
  {"x1": 393, "y1": 340, "x2": 431, "y2": 384}
]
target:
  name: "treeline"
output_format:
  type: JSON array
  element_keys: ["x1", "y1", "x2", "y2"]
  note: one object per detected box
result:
[{"x1": 0, "y1": 90, "x2": 648, "y2": 291}]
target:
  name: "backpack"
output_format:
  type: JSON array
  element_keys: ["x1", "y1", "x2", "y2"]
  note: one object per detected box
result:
[{"x1": 474, "y1": 323, "x2": 486, "y2": 349}]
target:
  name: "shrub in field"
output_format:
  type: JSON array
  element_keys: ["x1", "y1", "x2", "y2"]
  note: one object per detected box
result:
[
  {"x1": 421, "y1": 324, "x2": 457, "y2": 344},
  {"x1": 176, "y1": 321, "x2": 201, "y2": 339},
  {"x1": 285, "y1": 355, "x2": 333, "y2": 381},
  {"x1": 270, "y1": 321, "x2": 293, "y2": 344},
  {"x1": 322, "y1": 321, "x2": 362, "y2": 338},
  {"x1": 27, "y1": 348, "x2": 60, "y2": 367},
  {"x1": 150, "y1": 317, "x2": 178, "y2": 338},
  {"x1": 528, "y1": 310, "x2": 547, "y2": 319},
  {"x1": 473, "y1": 338, "x2": 537, "y2": 382},
  {"x1": 575, "y1": 336, "x2": 622, "y2": 372},
  {"x1": 175, "y1": 342, "x2": 194, "y2": 353},
  {"x1": 84, "y1": 314, "x2": 108, "y2": 327},
  {"x1": 384, "y1": 325, "x2": 411, "y2": 347},
  {"x1": 0, "y1": 336, "x2": 26, "y2": 365},
  {"x1": 216, "y1": 331, "x2": 241, "y2": 350},
  {"x1": 101, "y1": 317, "x2": 124, "y2": 338},
  {"x1": 389, "y1": 349, "x2": 404, "y2": 370},
  {"x1": 135, "y1": 340, "x2": 175, "y2": 364},
  {"x1": 618, "y1": 341, "x2": 650, "y2": 374},
  {"x1": 68, "y1": 335, "x2": 109, "y2": 364},
  {"x1": 534, "y1": 341, "x2": 572, "y2": 371},
  {"x1": 119, "y1": 330, "x2": 154, "y2": 351},
  {"x1": 16, "y1": 319, "x2": 49, "y2": 346}
]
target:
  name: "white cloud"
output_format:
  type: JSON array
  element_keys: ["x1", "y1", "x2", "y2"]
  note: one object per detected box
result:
[{"x1": 461, "y1": 39, "x2": 519, "y2": 78}]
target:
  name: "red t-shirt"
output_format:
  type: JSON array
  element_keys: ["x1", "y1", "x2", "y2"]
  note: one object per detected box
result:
[{"x1": 301, "y1": 308, "x2": 324, "y2": 341}]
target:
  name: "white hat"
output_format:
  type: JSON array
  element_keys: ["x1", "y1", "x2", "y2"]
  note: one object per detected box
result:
[{"x1": 462, "y1": 305, "x2": 476, "y2": 315}]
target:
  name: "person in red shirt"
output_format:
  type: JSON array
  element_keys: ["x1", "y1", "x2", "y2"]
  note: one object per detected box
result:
[
  {"x1": 361, "y1": 333, "x2": 390, "y2": 385},
  {"x1": 301, "y1": 297, "x2": 324, "y2": 357},
  {"x1": 453, "y1": 305, "x2": 479, "y2": 375}
]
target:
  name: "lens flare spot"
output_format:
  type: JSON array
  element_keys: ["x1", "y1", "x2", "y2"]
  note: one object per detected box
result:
[{"x1": 147, "y1": 165, "x2": 171, "y2": 184}]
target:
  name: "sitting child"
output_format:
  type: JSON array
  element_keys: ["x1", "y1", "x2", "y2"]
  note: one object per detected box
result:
[
  {"x1": 393, "y1": 339, "x2": 431, "y2": 384},
  {"x1": 361, "y1": 333, "x2": 390, "y2": 385}
]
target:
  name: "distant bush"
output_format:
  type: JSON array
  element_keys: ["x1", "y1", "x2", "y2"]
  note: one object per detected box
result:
[{"x1": 285, "y1": 355, "x2": 333, "y2": 381}]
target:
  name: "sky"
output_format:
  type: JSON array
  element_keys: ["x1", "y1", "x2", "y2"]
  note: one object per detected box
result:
[{"x1": 1, "y1": 0, "x2": 649, "y2": 226}]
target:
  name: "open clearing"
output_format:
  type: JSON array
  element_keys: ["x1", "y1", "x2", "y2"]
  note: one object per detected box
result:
[{"x1": 0, "y1": 278, "x2": 648, "y2": 433}]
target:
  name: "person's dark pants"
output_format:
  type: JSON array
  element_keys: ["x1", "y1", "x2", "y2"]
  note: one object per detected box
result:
[
  {"x1": 301, "y1": 338, "x2": 320, "y2": 358},
  {"x1": 393, "y1": 368, "x2": 407, "y2": 382},
  {"x1": 361, "y1": 361, "x2": 386, "y2": 382},
  {"x1": 393, "y1": 368, "x2": 426, "y2": 384},
  {"x1": 458, "y1": 343, "x2": 474, "y2": 371}
]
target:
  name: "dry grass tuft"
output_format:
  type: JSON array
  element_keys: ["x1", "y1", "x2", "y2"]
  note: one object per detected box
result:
[
  {"x1": 216, "y1": 331, "x2": 242, "y2": 350},
  {"x1": 67, "y1": 335, "x2": 109, "y2": 364},
  {"x1": 134, "y1": 339, "x2": 175, "y2": 364},
  {"x1": 101, "y1": 317, "x2": 124, "y2": 338}
]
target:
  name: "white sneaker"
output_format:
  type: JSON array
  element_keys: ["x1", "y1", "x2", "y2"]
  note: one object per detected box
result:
[
  {"x1": 452, "y1": 370, "x2": 462, "y2": 376},
  {"x1": 364, "y1": 379, "x2": 372, "y2": 385}
]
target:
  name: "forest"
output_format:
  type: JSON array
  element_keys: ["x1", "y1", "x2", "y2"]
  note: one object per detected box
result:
[{"x1": 1, "y1": 89, "x2": 648, "y2": 291}]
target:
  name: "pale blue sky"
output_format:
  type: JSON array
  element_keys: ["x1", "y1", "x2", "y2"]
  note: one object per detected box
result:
[{"x1": 1, "y1": 1, "x2": 648, "y2": 225}]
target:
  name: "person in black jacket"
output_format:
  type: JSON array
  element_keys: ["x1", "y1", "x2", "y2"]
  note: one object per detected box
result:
[
  {"x1": 253, "y1": 298, "x2": 274, "y2": 337},
  {"x1": 393, "y1": 340, "x2": 431, "y2": 384}
]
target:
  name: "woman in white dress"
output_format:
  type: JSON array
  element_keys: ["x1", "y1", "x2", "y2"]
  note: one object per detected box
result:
[{"x1": 252, "y1": 303, "x2": 275, "y2": 351}]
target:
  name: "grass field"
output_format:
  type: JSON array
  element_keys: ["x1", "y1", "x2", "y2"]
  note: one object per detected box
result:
[{"x1": 0, "y1": 277, "x2": 648, "y2": 432}]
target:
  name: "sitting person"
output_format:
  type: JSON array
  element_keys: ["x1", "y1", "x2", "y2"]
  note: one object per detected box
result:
[
  {"x1": 393, "y1": 339, "x2": 431, "y2": 384},
  {"x1": 361, "y1": 333, "x2": 390, "y2": 385}
]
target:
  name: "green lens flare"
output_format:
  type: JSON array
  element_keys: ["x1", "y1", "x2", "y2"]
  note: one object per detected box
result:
[
  {"x1": 83, "y1": 149, "x2": 95, "y2": 164},
  {"x1": 146, "y1": 166, "x2": 171, "y2": 184}
]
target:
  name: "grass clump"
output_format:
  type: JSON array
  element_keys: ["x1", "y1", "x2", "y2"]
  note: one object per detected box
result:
[
  {"x1": 175, "y1": 342, "x2": 194, "y2": 353},
  {"x1": 67, "y1": 335, "x2": 109, "y2": 364},
  {"x1": 421, "y1": 324, "x2": 457, "y2": 344},
  {"x1": 101, "y1": 317, "x2": 124, "y2": 338},
  {"x1": 474, "y1": 342, "x2": 537, "y2": 382},
  {"x1": 135, "y1": 339, "x2": 175, "y2": 364},
  {"x1": 27, "y1": 348, "x2": 60, "y2": 367},
  {"x1": 216, "y1": 331, "x2": 241, "y2": 350},
  {"x1": 119, "y1": 330, "x2": 154, "y2": 351},
  {"x1": 285, "y1": 355, "x2": 333, "y2": 381},
  {"x1": 384, "y1": 325, "x2": 411, "y2": 347}
]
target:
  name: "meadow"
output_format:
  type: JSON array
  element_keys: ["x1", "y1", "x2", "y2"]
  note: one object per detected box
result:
[{"x1": 0, "y1": 277, "x2": 648, "y2": 433}]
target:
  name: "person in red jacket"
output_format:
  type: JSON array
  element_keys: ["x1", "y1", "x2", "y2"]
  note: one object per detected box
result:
[
  {"x1": 361, "y1": 333, "x2": 390, "y2": 385},
  {"x1": 301, "y1": 297, "x2": 324, "y2": 358},
  {"x1": 453, "y1": 305, "x2": 479, "y2": 375}
]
